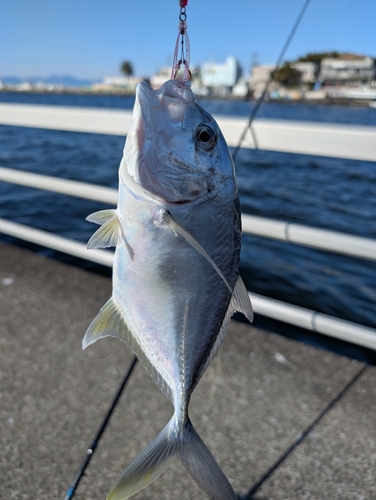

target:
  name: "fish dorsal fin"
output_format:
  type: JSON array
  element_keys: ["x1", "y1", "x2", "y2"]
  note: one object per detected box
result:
[
  {"x1": 83, "y1": 297, "x2": 172, "y2": 401},
  {"x1": 87, "y1": 210, "x2": 120, "y2": 249},
  {"x1": 193, "y1": 276, "x2": 253, "y2": 390},
  {"x1": 86, "y1": 209, "x2": 117, "y2": 226},
  {"x1": 233, "y1": 275, "x2": 253, "y2": 323},
  {"x1": 160, "y1": 210, "x2": 232, "y2": 294}
]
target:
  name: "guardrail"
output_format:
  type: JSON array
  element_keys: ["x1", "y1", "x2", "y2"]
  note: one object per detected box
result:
[
  {"x1": 1, "y1": 103, "x2": 376, "y2": 162},
  {"x1": 0, "y1": 105, "x2": 375, "y2": 350},
  {"x1": 0, "y1": 217, "x2": 375, "y2": 351},
  {"x1": 0, "y1": 167, "x2": 375, "y2": 350},
  {"x1": 1, "y1": 166, "x2": 375, "y2": 262}
]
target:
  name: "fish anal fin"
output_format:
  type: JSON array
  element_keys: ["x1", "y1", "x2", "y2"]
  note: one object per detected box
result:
[
  {"x1": 83, "y1": 297, "x2": 172, "y2": 400},
  {"x1": 87, "y1": 213, "x2": 120, "y2": 249},
  {"x1": 82, "y1": 297, "x2": 130, "y2": 349}
]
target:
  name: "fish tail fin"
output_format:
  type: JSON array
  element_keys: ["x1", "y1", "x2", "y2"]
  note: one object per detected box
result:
[
  {"x1": 107, "y1": 416, "x2": 237, "y2": 500},
  {"x1": 107, "y1": 417, "x2": 178, "y2": 500},
  {"x1": 179, "y1": 418, "x2": 238, "y2": 500}
]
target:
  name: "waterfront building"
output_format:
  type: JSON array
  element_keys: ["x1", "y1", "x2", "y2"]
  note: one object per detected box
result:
[
  {"x1": 291, "y1": 62, "x2": 318, "y2": 84},
  {"x1": 201, "y1": 56, "x2": 242, "y2": 95},
  {"x1": 102, "y1": 75, "x2": 143, "y2": 91},
  {"x1": 150, "y1": 67, "x2": 171, "y2": 89},
  {"x1": 319, "y1": 57, "x2": 376, "y2": 86},
  {"x1": 248, "y1": 64, "x2": 276, "y2": 97}
]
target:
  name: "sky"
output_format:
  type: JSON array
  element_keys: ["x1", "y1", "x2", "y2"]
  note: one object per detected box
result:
[{"x1": 1, "y1": 0, "x2": 376, "y2": 80}]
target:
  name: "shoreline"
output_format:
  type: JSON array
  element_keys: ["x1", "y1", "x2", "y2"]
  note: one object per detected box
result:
[{"x1": 0, "y1": 89, "x2": 375, "y2": 108}]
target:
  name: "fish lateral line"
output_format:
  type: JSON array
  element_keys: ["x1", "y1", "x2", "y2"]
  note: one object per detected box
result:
[
  {"x1": 155, "y1": 209, "x2": 253, "y2": 323},
  {"x1": 156, "y1": 209, "x2": 233, "y2": 293}
]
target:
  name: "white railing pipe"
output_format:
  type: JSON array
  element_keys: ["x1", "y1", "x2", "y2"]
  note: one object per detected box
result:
[
  {"x1": 1, "y1": 103, "x2": 376, "y2": 162},
  {"x1": 242, "y1": 214, "x2": 376, "y2": 262},
  {"x1": 0, "y1": 218, "x2": 114, "y2": 267},
  {"x1": 0, "y1": 217, "x2": 374, "y2": 350},
  {"x1": 0, "y1": 166, "x2": 118, "y2": 205},
  {"x1": 1, "y1": 166, "x2": 374, "y2": 262},
  {"x1": 249, "y1": 292, "x2": 376, "y2": 351}
]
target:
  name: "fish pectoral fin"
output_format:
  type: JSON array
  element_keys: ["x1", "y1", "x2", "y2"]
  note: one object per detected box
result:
[
  {"x1": 82, "y1": 297, "x2": 131, "y2": 349},
  {"x1": 233, "y1": 276, "x2": 253, "y2": 323},
  {"x1": 160, "y1": 210, "x2": 232, "y2": 294},
  {"x1": 87, "y1": 212, "x2": 120, "y2": 249},
  {"x1": 86, "y1": 209, "x2": 117, "y2": 226}
]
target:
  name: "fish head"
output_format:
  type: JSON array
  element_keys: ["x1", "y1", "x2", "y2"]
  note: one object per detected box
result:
[{"x1": 121, "y1": 80, "x2": 236, "y2": 204}]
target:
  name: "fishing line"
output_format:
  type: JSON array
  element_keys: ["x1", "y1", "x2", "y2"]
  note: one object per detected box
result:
[
  {"x1": 238, "y1": 364, "x2": 368, "y2": 499},
  {"x1": 232, "y1": 0, "x2": 311, "y2": 161},
  {"x1": 64, "y1": 4, "x2": 191, "y2": 498},
  {"x1": 63, "y1": 2, "x2": 308, "y2": 497},
  {"x1": 63, "y1": 356, "x2": 138, "y2": 500}
]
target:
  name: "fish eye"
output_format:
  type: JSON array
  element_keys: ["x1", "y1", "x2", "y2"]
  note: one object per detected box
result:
[{"x1": 195, "y1": 125, "x2": 216, "y2": 151}]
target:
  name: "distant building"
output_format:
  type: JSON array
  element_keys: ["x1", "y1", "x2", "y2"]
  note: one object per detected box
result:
[
  {"x1": 201, "y1": 57, "x2": 242, "y2": 93},
  {"x1": 101, "y1": 76, "x2": 143, "y2": 91},
  {"x1": 291, "y1": 62, "x2": 318, "y2": 84},
  {"x1": 150, "y1": 67, "x2": 171, "y2": 89},
  {"x1": 232, "y1": 79, "x2": 249, "y2": 97},
  {"x1": 248, "y1": 64, "x2": 276, "y2": 95},
  {"x1": 319, "y1": 57, "x2": 376, "y2": 86}
]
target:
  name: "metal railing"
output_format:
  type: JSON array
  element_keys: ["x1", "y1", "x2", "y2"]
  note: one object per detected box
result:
[
  {"x1": 1, "y1": 103, "x2": 376, "y2": 161},
  {"x1": 0, "y1": 105, "x2": 375, "y2": 350},
  {"x1": 0, "y1": 166, "x2": 375, "y2": 350}
]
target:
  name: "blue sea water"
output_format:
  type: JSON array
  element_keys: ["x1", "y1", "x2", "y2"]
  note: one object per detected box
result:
[{"x1": 0, "y1": 92, "x2": 375, "y2": 340}]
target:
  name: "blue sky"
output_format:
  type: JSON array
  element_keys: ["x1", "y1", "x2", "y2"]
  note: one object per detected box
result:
[{"x1": 1, "y1": 0, "x2": 376, "y2": 80}]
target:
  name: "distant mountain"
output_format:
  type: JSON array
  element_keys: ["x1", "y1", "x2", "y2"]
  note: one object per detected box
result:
[{"x1": 0, "y1": 75, "x2": 102, "y2": 87}]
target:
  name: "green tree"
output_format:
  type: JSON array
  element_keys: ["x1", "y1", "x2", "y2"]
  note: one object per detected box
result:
[
  {"x1": 273, "y1": 62, "x2": 301, "y2": 87},
  {"x1": 296, "y1": 51, "x2": 339, "y2": 63},
  {"x1": 120, "y1": 61, "x2": 134, "y2": 78}
]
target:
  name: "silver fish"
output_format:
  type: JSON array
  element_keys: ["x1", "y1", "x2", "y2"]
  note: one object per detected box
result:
[{"x1": 83, "y1": 79, "x2": 253, "y2": 500}]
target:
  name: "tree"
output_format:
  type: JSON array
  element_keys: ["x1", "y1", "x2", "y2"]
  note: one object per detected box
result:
[
  {"x1": 296, "y1": 51, "x2": 339, "y2": 63},
  {"x1": 272, "y1": 62, "x2": 301, "y2": 87},
  {"x1": 120, "y1": 61, "x2": 134, "y2": 78}
]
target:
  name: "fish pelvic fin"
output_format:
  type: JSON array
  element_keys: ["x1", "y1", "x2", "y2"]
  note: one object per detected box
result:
[
  {"x1": 87, "y1": 209, "x2": 120, "y2": 249},
  {"x1": 107, "y1": 416, "x2": 237, "y2": 500}
]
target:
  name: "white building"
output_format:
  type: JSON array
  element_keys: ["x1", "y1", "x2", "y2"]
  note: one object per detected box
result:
[
  {"x1": 291, "y1": 62, "x2": 318, "y2": 83},
  {"x1": 201, "y1": 57, "x2": 241, "y2": 91},
  {"x1": 101, "y1": 76, "x2": 143, "y2": 91},
  {"x1": 319, "y1": 57, "x2": 375, "y2": 85},
  {"x1": 248, "y1": 65, "x2": 276, "y2": 95},
  {"x1": 150, "y1": 67, "x2": 171, "y2": 89}
]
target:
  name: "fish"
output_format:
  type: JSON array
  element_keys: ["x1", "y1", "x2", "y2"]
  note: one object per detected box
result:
[{"x1": 83, "y1": 79, "x2": 253, "y2": 500}]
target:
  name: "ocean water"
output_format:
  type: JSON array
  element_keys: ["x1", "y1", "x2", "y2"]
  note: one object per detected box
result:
[{"x1": 0, "y1": 92, "x2": 375, "y2": 347}]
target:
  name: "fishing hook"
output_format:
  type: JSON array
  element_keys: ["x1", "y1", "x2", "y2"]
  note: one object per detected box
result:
[{"x1": 171, "y1": 3, "x2": 191, "y2": 81}]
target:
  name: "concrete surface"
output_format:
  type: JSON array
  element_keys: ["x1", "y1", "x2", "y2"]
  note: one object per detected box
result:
[{"x1": 0, "y1": 242, "x2": 374, "y2": 500}]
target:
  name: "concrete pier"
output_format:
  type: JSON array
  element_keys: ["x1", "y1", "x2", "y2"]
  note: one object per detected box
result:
[{"x1": 0, "y1": 242, "x2": 375, "y2": 499}]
